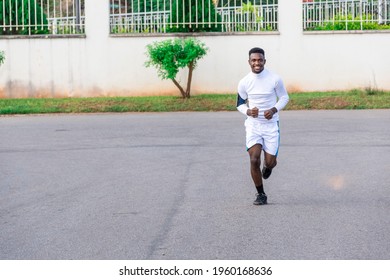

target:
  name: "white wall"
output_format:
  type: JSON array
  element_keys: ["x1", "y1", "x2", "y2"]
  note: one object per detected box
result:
[{"x1": 0, "y1": 0, "x2": 389, "y2": 98}]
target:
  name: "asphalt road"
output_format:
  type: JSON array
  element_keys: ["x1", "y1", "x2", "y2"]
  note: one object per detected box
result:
[{"x1": 0, "y1": 110, "x2": 389, "y2": 260}]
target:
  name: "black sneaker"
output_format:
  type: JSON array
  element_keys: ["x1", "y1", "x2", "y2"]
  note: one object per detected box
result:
[
  {"x1": 262, "y1": 167, "x2": 272, "y2": 179},
  {"x1": 253, "y1": 193, "x2": 267, "y2": 205}
]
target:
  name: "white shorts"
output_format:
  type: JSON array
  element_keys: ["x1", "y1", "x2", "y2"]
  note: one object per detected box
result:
[{"x1": 245, "y1": 119, "x2": 280, "y2": 156}]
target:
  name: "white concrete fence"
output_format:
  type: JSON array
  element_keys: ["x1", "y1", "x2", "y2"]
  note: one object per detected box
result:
[{"x1": 0, "y1": 0, "x2": 390, "y2": 98}]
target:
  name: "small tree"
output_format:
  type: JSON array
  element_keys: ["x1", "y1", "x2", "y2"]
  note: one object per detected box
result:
[{"x1": 145, "y1": 38, "x2": 208, "y2": 98}]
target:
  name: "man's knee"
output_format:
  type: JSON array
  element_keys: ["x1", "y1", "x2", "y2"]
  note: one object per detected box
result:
[
  {"x1": 250, "y1": 155, "x2": 261, "y2": 167},
  {"x1": 248, "y1": 144, "x2": 262, "y2": 167},
  {"x1": 266, "y1": 158, "x2": 277, "y2": 169}
]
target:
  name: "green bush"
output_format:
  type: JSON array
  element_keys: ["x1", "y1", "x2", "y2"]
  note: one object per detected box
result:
[
  {"x1": 145, "y1": 38, "x2": 208, "y2": 98},
  {"x1": 0, "y1": 51, "x2": 5, "y2": 65},
  {"x1": 167, "y1": 0, "x2": 223, "y2": 32},
  {"x1": 132, "y1": 0, "x2": 169, "y2": 13},
  {"x1": 0, "y1": 0, "x2": 49, "y2": 35},
  {"x1": 313, "y1": 13, "x2": 390, "y2": 31}
]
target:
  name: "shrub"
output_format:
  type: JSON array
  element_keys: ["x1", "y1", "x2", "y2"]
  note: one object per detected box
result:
[
  {"x1": 0, "y1": 0, "x2": 49, "y2": 35},
  {"x1": 313, "y1": 13, "x2": 390, "y2": 31},
  {"x1": 145, "y1": 38, "x2": 208, "y2": 98},
  {"x1": 167, "y1": 0, "x2": 223, "y2": 32}
]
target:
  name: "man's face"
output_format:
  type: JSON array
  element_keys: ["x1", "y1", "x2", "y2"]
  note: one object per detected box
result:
[{"x1": 248, "y1": 53, "x2": 266, "y2": 74}]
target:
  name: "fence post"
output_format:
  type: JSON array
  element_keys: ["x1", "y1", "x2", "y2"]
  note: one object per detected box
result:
[
  {"x1": 75, "y1": 0, "x2": 81, "y2": 33},
  {"x1": 278, "y1": 0, "x2": 302, "y2": 40},
  {"x1": 277, "y1": 0, "x2": 304, "y2": 91},
  {"x1": 378, "y1": 0, "x2": 384, "y2": 24},
  {"x1": 85, "y1": 0, "x2": 110, "y2": 38},
  {"x1": 84, "y1": 0, "x2": 110, "y2": 96}
]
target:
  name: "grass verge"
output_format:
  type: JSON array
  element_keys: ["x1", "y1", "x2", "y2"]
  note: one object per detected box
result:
[{"x1": 0, "y1": 89, "x2": 389, "y2": 115}]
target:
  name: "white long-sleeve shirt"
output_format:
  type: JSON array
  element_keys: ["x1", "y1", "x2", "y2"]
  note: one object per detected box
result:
[{"x1": 237, "y1": 69, "x2": 289, "y2": 123}]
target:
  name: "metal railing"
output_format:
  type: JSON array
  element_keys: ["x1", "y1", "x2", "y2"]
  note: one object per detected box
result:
[
  {"x1": 48, "y1": 15, "x2": 85, "y2": 34},
  {"x1": 2, "y1": 1, "x2": 389, "y2": 36},
  {"x1": 109, "y1": 0, "x2": 279, "y2": 34},
  {"x1": 303, "y1": 0, "x2": 390, "y2": 31},
  {"x1": 0, "y1": 0, "x2": 85, "y2": 36}
]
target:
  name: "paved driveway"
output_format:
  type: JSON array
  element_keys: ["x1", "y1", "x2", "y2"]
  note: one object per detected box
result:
[{"x1": 0, "y1": 110, "x2": 389, "y2": 259}]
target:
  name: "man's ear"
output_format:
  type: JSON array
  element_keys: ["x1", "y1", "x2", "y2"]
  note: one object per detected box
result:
[{"x1": 264, "y1": 59, "x2": 267, "y2": 65}]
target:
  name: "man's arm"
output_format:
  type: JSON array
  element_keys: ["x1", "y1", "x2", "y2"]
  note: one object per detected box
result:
[
  {"x1": 264, "y1": 77, "x2": 289, "y2": 120},
  {"x1": 264, "y1": 107, "x2": 277, "y2": 120},
  {"x1": 274, "y1": 78, "x2": 289, "y2": 112},
  {"x1": 237, "y1": 93, "x2": 260, "y2": 117},
  {"x1": 237, "y1": 93, "x2": 249, "y2": 116}
]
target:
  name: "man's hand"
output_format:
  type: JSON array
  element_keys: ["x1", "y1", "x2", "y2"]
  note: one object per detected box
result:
[
  {"x1": 247, "y1": 107, "x2": 259, "y2": 118},
  {"x1": 264, "y1": 107, "x2": 278, "y2": 120}
]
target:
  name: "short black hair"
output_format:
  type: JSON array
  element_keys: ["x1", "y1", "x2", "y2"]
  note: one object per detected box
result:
[{"x1": 249, "y1": 47, "x2": 265, "y2": 57}]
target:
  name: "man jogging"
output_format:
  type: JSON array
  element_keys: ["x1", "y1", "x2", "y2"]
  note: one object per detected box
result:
[{"x1": 237, "y1": 47, "x2": 289, "y2": 205}]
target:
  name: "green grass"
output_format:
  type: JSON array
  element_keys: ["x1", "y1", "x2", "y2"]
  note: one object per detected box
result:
[
  {"x1": 0, "y1": 89, "x2": 389, "y2": 115},
  {"x1": 287, "y1": 88, "x2": 390, "y2": 110}
]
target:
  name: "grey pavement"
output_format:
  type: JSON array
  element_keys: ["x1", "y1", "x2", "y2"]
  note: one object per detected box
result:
[{"x1": 0, "y1": 110, "x2": 389, "y2": 260}]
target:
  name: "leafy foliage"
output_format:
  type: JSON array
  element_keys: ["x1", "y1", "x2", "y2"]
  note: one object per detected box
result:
[
  {"x1": 145, "y1": 38, "x2": 208, "y2": 98},
  {"x1": 311, "y1": 13, "x2": 390, "y2": 31},
  {"x1": 0, "y1": 0, "x2": 49, "y2": 35},
  {"x1": 167, "y1": 0, "x2": 223, "y2": 32},
  {"x1": 216, "y1": 0, "x2": 277, "y2": 7},
  {"x1": 131, "y1": 0, "x2": 170, "y2": 13},
  {"x1": 0, "y1": 51, "x2": 5, "y2": 65}
]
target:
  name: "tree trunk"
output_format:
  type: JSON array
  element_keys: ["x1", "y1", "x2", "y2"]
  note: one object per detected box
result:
[
  {"x1": 172, "y1": 78, "x2": 186, "y2": 98},
  {"x1": 185, "y1": 62, "x2": 194, "y2": 98},
  {"x1": 171, "y1": 63, "x2": 194, "y2": 99}
]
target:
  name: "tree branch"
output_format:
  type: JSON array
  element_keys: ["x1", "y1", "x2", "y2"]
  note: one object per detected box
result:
[
  {"x1": 172, "y1": 78, "x2": 186, "y2": 98},
  {"x1": 185, "y1": 61, "x2": 194, "y2": 98}
]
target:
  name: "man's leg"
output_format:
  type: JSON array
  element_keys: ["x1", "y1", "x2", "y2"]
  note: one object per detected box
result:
[
  {"x1": 262, "y1": 152, "x2": 277, "y2": 179},
  {"x1": 262, "y1": 122, "x2": 280, "y2": 179},
  {"x1": 248, "y1": 144, "x2": 267, "y2": 205},
  {"x1": 248, "y1": 144, "x2": 263, "y2": 187}
]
